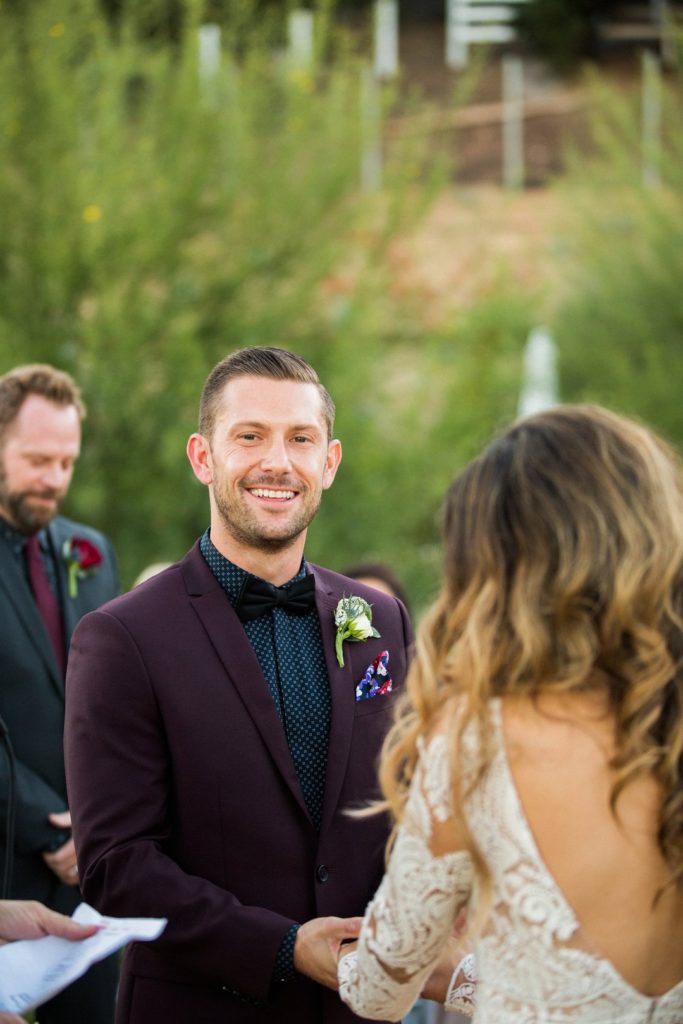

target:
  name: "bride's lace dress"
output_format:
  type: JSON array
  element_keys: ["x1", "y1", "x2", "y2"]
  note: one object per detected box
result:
[{"x1": 338, "y1": 700, "x2": 683, "y2": 1023}]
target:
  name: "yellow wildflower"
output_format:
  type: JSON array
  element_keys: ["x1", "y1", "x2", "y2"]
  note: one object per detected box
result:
[
  {"x1": 82, "y1": 205, "x2": 102, "y2": 223},
  {"x1": 289, "y1": 68, "x2": 315, "y2": 94},
  {"x1": 49, "y1": 23, "x2": 65, "y2": 38}
]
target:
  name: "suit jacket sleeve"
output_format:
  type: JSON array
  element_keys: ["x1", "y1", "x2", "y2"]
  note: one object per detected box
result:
[
  {"x1": 0, "y1": 754, "x2": 69, "y2": 853},
  {"x1": 65, "y1": 607, "x2": 296, "y2": 1001}
]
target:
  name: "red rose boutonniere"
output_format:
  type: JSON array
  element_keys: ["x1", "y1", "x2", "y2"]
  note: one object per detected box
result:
[{"x1": 62, "y1": 537, "x2": 103, "y2": 598}]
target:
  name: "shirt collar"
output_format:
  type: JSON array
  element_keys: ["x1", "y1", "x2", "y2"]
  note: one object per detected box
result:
[
  {"x1": 199, "y1": 528, "x2": 307, "y2": 606},
  {"x1": 0, "y1": 515, "x2": 50, "y2": 556}
]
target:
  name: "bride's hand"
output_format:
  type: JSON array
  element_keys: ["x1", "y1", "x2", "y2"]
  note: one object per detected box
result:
[
  {"x1": 421, "y1": 937, "x2": 464, "y2": 1002},
  {"x1": 337, "y1": 938, "x2": 358, "y2": 962},
  {"x1": 421, "y1": 911, "x2": 472, "y2": 1004}
]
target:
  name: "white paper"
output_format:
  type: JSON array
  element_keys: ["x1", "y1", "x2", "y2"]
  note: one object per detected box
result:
[{"x1": 0, "y1": 902, "x2": 166, "y2": 1013}]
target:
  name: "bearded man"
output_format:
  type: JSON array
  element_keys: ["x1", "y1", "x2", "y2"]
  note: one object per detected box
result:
[
  {"x1": 0, "y1": 363, "x2": 120, "y2": 1023},
  {"x1": 65, "y1": 347, "x2": 413, "y2": 1024}
]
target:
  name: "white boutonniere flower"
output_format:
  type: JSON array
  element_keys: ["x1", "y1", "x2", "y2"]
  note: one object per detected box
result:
[{"x1": 334, "y1": 595, "x2": 380, "y2": 668}]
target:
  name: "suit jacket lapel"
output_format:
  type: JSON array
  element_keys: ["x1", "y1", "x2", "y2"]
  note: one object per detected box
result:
[
  {"x1": 182, "y1": 546, "x2": 312, "y2": 826},
  {"x1": 0, "y1": 533, "x2": 64, "y2": 695},
  {"x1": 48, "y1": 520, "x2": 80, "y2": 643},
  {"x1": 312, "y1": 568, "x2": 357, "y2": 834}
]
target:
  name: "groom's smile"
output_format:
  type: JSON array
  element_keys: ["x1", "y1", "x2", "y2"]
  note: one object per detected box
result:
[{"x1": 246, "y1": 484, "x2": 298, "y2": 503}]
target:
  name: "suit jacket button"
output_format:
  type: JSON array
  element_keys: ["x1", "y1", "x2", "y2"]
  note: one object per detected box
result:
[{"x1": 316, "y1": 864, "x2": 329, "y2": 883}]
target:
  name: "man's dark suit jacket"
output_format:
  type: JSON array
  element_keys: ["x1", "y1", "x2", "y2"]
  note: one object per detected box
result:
[
  {"x1": 0, "y1": 514, "x2": 119, "y2": 910},
  {"x1": 65, "y1": 542, "x2": 413, "y2": 1023}
]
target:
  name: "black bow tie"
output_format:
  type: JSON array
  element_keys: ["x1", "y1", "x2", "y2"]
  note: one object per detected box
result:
[{"x1": 235, "y1": 573, "x2": 316, "y2": 623}]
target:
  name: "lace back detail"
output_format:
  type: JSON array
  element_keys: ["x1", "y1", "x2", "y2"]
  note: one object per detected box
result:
[{"x1": 339, "y1": 702, "x2": 683, "y2": 1023}]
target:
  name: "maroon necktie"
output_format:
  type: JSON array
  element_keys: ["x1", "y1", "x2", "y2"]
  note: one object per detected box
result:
[{"x1": 25, "y1": 534, "x2": 66, "y2": 676}]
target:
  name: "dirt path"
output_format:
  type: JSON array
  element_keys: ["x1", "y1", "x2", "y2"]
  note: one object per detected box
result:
[
  {"x1": 354, "y1": 22, "x2": 649, "y2": 318},
  {"x1": 385, "y1": 184, "x2": 563, "y2": 322}
]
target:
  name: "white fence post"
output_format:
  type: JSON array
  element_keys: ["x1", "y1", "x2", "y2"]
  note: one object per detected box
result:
[
  {"x1": 446, "y1": 0, "x2": 530, "y2": 71},
  {"x1": 288, "y1": 9, "x2": 315, "y2": 68},
  {"x1": 361, "y1": 64, "x2": 382, "y2": 191},
  {"x1": 502, "y1": 54, "x2": 524, "y2": 189},
  {"x1": 642, "y1": 49, "x2": 662, "y2": 189},
  {"x1": 374, "y1": 0, "x2": 399, "y2": 79},
  {"x1": 652, "y1": 0, "x2": 676, "y2": 67},
  {"x1": 198, "y1": 24, "x2": 221, "y2": 84},
  {"x1": 446, "y1": 0, "x2": 469, "y2": 70},
  {"x1": 518, "y1": 327, "x2": 559, "y2": 418}
]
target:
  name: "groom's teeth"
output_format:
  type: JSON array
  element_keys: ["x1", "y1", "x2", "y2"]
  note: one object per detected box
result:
[{"x1": 251, "y1": 489, "x2": 295, "y2": 500}]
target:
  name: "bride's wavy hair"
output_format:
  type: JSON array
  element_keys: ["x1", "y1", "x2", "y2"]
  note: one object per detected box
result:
[{"x1": 380, "y1": 404, "x2": 683, "y2": 895}]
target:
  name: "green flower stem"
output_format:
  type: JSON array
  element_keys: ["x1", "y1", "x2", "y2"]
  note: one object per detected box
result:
[
  {"x1": 335, "y1": 629, "x2": 347, "y2": 668},
  {"x1": 68, "y1": 562, "x2": 79, "y2": 599}
]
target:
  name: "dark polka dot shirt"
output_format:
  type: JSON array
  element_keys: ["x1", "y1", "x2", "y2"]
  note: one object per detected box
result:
[
  {"x1": 200, "y1": 529, "x2": 331, "y2": 826},
  {"x1": 200, "y1": 529, "x2": 331, "y2": 985}
]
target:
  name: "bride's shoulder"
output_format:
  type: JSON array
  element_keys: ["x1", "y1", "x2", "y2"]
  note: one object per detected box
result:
[
  {"x1": 500, "y1": 690, "x2": 616, "y2": 770},
  {"x1": 419, "y1": 691, "x2": 616, "y2": 788}
]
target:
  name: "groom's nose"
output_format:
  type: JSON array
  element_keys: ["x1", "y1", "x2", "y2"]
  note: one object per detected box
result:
[{"x1": 260, "y1": 435, "x2": 292, "y2": 473}]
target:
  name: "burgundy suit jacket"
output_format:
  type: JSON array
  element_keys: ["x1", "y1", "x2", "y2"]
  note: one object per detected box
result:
[{"x1": 65, "y1": 542, "x2": 413, "y2": 1023}]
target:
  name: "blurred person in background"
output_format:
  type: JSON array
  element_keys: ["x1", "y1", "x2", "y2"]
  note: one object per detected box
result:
[
  {"x1": 342, "y1": 561, "x2": 411, "y2": 619},
  {"x1": 131, "y1": 561, "x2": 172, "y2": 587},
  {"x1": 0, "y1": 364, "x2": 120, "y2": 1024}
]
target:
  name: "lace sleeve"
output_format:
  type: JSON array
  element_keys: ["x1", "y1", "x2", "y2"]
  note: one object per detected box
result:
[
  {"x1": 445, "y1": 952, "x2": 477, "y2": 1016},
  {"x1": 338, "y1": 735, "x2": 473, "y2": 1021}
]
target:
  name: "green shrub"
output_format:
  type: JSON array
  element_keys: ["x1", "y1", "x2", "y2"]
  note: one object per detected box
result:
[
  {"x1": 0, "y1": 0, "x2": 536, "y2": 608},
  {"x1": 314, "y1": 289, "x2": 533, "y2": 609},
  {"x1": 553, "y1": 63, "x2": 683, "y2": 448},
  {"x1": 0, "y1": 0, "x2": 436, "y2": 584}
]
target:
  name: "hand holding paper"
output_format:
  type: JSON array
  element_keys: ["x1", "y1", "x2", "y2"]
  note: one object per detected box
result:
[{"x1": 0, "y1": 902, "x2": 166, "y2": 1015}]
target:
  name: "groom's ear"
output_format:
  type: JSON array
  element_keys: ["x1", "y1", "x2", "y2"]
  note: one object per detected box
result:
[
  {"x1": 187, "y1": 433, "x2": 213, "y2": 486},
  {"x1": 322, "y1": 438, "x2": 342, "y2": 491}
]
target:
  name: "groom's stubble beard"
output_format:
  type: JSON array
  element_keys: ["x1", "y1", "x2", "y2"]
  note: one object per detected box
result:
[{"x1": 212, "y1": 472, "x2": 323, "y2": 554}]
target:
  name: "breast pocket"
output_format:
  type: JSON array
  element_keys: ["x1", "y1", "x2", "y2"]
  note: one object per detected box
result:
[{"x1": 353, "y1": 690, "x2": 400, "y2": 718}]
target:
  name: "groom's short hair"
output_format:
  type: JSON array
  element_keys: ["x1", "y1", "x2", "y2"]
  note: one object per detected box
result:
[{"x1": 199, "y1": 346, "x2": 335, "y2": 441}]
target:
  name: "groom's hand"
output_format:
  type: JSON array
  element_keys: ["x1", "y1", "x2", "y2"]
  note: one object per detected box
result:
[
  {"x1": 42, "y1": 812, "x2": 79, "y2": 886},
  {"x1": 294, "y1": 915, "x2": 362, "y2": 990}
]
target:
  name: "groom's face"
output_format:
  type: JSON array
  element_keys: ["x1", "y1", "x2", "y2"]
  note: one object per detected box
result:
[{"x1": 205, "y1": 375, "x2": 341, "y2": 553}]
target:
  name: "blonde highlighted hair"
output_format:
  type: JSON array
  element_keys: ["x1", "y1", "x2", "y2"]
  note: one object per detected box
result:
[{"x1": 380, "y1": 404, "x2": 683, "y2": 896}]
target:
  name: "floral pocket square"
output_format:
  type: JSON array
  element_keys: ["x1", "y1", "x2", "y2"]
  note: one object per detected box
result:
[{"x1": 355, "y1": 650, "x2": 393, "y2": 701}]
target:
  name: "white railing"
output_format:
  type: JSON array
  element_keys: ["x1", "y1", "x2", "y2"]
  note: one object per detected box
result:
[
  {"x1": 446, "y1": 0, "x2": 530, "y2": 70},
  {"x1": 199, "y1": 7, "x2": 665, "y2": 192}
]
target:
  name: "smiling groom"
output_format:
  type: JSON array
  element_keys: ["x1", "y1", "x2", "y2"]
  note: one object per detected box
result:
[{"x1": 65, "y1": 347, "x2": 413, "y2": 1023}]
